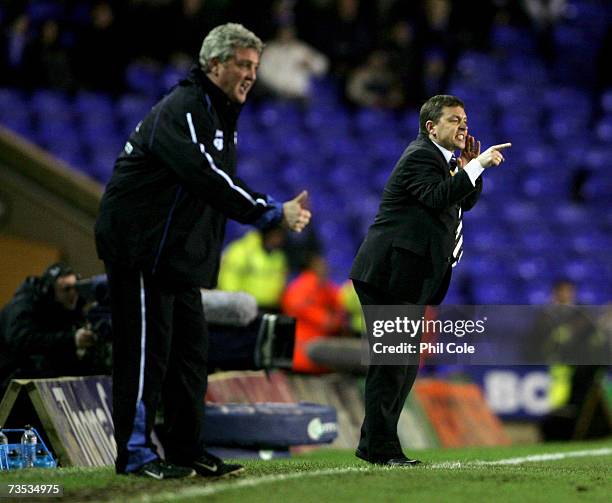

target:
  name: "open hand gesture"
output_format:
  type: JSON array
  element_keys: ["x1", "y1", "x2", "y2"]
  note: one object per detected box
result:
[{"x1": 458, "y1": 134, "x2": 481, "y2": 168}]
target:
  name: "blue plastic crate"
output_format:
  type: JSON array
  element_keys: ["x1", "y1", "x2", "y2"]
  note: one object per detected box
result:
[{"x1": 0, "y1": 428, "x2": 56, "y2": 471}]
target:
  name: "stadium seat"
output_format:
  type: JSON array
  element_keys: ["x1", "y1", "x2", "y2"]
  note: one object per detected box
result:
[
  {"x1": 31, "y1": 89, "x2": 73, "y2": 125},
  {"x1": 1, "y1": 7, "x2": 610, "y2": 306},
  {"x1": 125, "y1": 62, "x2": 162, "y2": 97},
  {"x1": 601, "y1": 88, "x2": 612, "y2": 114},
  {"x1": 595, "y1": 116, "x2": 612, "y2": 143},
  {"x1": 490, "y1": 24, "x2": 537, "y2": 54}
]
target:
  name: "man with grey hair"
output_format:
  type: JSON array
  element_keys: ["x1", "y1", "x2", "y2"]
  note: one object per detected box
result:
[{"x1": 95, "y1": 23, "x2": 310, "y2": 480}]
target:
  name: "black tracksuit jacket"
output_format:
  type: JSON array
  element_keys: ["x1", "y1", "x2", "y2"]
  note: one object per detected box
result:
[{"x1": 95, "y1": 66, "x2": 278, "y2": 287}]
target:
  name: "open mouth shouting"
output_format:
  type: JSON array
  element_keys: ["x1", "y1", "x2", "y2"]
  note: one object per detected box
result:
[{"x1": 456, "y1": 131, "x2": 467, "y2": 147}]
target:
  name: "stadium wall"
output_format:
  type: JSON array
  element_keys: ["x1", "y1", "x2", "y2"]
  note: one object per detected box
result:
[{"x1": 0, "y1": 126, "x2": 103, "y2": 304}]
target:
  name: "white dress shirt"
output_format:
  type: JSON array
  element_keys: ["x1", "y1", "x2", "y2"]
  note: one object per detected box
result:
[{"x1": 431, "y1": 140, "x2": 484, "y2": 187}]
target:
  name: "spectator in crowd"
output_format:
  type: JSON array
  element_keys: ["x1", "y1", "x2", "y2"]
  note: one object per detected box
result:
[
  {"x1": 383, "y1": 20, "x2": 425, "y2": 108},
  {"x1": 419, "y1": 0, "x2": 459, "y2": 95},
  {"x1": 422, "y1": 48, "x2": 448, "y2": 97},
  {"x1": 521, "y1": 0, "x2": 567, "y2": 64},
  {"x1": 552, "y1": 278, "x2": 576, "y2": 305},
  {"x1": 257, "y1": 25, "x2": 329, "y2": 102},
  {"x1": 94, "y1": 23, "x2": 310, "y2": 480},
  {"x1": 538, "y1": 279, "x2": 610, "y2": 440},
  {"x1": 596, "y1": 20, "x2": 612, "y2": 91},
  {"x1": 0, "y1": 263, "x2": 99, "y2": 396},
  {"x1": 346, "y1": 50, "x2": 405, "y2": 109},
  {"x1": 317, "y1": 0, "x2": 374, "y2": 84},
  {"x1": 167, "y1": 0, "x2": 227, "y2": 67},
  {"x1": 283, "y1": 226, "x2": 322, "y2": 276},
  {"x1": 22, "y1": 18, "x2": 75, "y2": 91},
  {"x1": 218, "y1": 227, "x2": 289, "y2": 312},
  {"x1": 0, "y1": 14, "x2": 30, "y2": 86},
  {"x1": 282, "y1": 253, "x2": 347, "y2": 373},
  {"x1": 123, "y1": 0, "x2": 172, "y2": 63},
  {"x1": 340, "y1": 279, "x2": 365, "y2": 336},
  {"x1": 74, "y1": 1, "x2": 126, "y2": 94}
]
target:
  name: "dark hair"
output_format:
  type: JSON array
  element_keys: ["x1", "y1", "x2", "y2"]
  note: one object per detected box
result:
[
  {"x1": 419, "y1": 95, "x2": 465, "y2": 133},
  {"x1": 39, "y1": 262, "x2": 75, "y2": 296}
]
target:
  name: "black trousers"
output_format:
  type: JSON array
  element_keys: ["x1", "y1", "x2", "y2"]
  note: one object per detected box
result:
[
  {"x1": 106, "y1": 263, "x2": 208, "y2": 473},
  {"x1": 353, "y1": 266, "x2": 451, "y2": 460}
]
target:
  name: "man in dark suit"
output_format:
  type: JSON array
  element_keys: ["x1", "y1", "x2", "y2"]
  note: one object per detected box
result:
[{"x1": 350, "y1": 94, "x2": 511, "y2": 465}]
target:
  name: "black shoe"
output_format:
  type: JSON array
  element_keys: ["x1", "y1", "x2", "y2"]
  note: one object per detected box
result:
[
  {"x1": 387, "y1": 457, "x2": 422, "y2": 466},
  {"x1": 355, "y1": 448, "x2": 421, "y2": 466},
  {"x1": 192, "y1": 451, "x2": 244, "y2": 477},
  {"x1": 135, "y1": 459, "x2": 196, "y2": 480}
]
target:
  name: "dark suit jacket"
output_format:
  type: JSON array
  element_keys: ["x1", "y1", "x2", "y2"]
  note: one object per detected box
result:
[{"x1": 350, "y1": 132, "x2": 482, "y2": 303}]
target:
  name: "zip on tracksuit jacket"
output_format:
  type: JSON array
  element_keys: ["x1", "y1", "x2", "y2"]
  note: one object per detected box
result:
[{"x1": 95, "y1": 66, "x2": 282, "y2": 287}]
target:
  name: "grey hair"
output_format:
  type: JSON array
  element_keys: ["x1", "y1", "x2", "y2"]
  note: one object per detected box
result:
[{"x1": 199, "y1": 23, "x2": 264, "y2": 72}]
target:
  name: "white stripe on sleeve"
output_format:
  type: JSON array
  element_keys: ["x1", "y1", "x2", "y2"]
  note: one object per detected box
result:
[{"x1": 185, "y1": 113, "x2": 266, "y2": 207}]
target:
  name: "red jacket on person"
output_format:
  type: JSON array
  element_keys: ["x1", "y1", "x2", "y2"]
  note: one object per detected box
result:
[{"x1": 282, "y1": 270, "x2": 346, "y2": 373}]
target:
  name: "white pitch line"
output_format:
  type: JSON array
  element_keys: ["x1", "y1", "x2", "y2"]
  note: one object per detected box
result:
[
  {"x1": 134, "y1": 467, "x2": 370, "y2": 502},
  {"x1": 132, "y1": 447, "x2": 612, "y2": 503},
  {"x1": 427, "y1": 447, "x2": 612, "y2": 470}
]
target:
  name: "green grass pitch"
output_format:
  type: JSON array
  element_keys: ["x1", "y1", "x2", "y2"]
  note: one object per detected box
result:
[{"x1": 1, "y1": 440, "x2": 610, "y2": 502}]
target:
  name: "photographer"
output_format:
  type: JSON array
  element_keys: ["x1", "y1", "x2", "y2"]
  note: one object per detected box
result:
[{"x1": 0, "y1": 263, "x2": 101, "y2": 396}]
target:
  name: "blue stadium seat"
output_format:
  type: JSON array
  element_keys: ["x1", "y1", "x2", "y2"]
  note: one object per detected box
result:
[
  {"x1": 601, "y1": 88, "x2": 612, "y2": 114},
  {"x1": 472, "y1": 279, "x2": 525, "y2": 305},
  {"x1": 577, "y1": 285, "x2": 610, "y2": 305},
  {"x1": 595, "y1": 115, "x2": 612, "y2": 143},
  {"x1": 583, "y1": 172, "x2": 612, "y2": 202},
  {"x1": 554, "y1": 203, "x2": 590, "y2": 226},
  {"x1": 309, "y1": 77, "x2": 340, "y2": 106},
  {"x1": 490, "y1": 24, "x2": 537, "y2": 54},
  {"x1": 454, "y1": 51, "x2": 500, "y2": 87},
  {"x1": 28, "y1": 1, "x2": 63, "y2": 22},
  {"x1": 161, "y1": 64, "x2": 187, "y2": 90},
  {"x1": 543, "y1": 86, "x2": 591, "y2": 117},
  {"x1": 74, "y1": 92, "x2": 114, "y2": 116},
  {"x1": 31, "y1": 89, "x2": 73, "y2": 125},
  {"x1": 499, "y1": 200, "x2": 540, "y2": 226},
  {"x1": 354, "y1": 108, "x2": 395, "y2": 136},
  {"x1": 0, "y1": 88, "x2": 27, "y2": 117},
  {"x1": 116, "y1": 94, "x2": 153, "y2": 123},
  {"x1": 125, "y1": 62, "x2": 162, "y2": 97},
  {"x1": 504, "y1": 56, "x2": 548, "y2": 86},
  {"x1": 526, "y1": 285, "x2": 553, "y2": 305},
  {"x1": 0, "y1": 115, "x2": 32, "y2": 137},
  {"x1": 469, "y1": 226, "x2": 513, "y2": 254},
  {"x1": 2, "y1": 10, "x2": 610, "y2": 302},
  {"x1": 515, "y1": 227, "x2": 557, "y2": 254},
  {"x1": 521, "y1": 172, "x2": 570, "y2": 199},
  {"x1": 562, "y1": 257, "x2": 600, "y2": 283},
  {"x1": 0, "y1": 89, "x2": 32, "y2": 136},
  {"x1": 568, "y1": 229, "x2": 610, "y2": 254},
  {"x1": 515, "y1": 255, "x2": 555, "y2": 283}
]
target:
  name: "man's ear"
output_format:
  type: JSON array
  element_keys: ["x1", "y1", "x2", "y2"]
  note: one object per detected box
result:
[
  {"x1": 426, "y1": 120, "x2": 435, "y2": 135},
  {"x1": 208, "y1": 57, "x2": 221, "y2": 77}
]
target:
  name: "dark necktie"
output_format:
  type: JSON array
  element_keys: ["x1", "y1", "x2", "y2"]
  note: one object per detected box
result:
[{"x1": 449, "y1": 155, "x2": 463, "y2": 267}]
